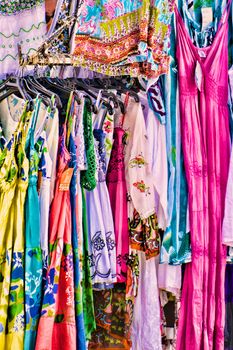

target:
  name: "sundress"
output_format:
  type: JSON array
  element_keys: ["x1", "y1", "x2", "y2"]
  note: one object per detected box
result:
[
  {"x1": 140, "y1": 88, "x2": 168, "y2": 230},
  {"x1": 121, "y1": 95, "x2": 160, "y2": 344},
  {"x1": 68, "y1": 93, "x2": 86, "y2": 350},
  {"x1": 85, "y1": 103, "x2": 116, "y2": 287},
  {"x1": 24, "y1": 98, "x2": 43, "y2": 350},
  {"x1": 36, "y1": 96, "x2": 76, "y2": 350},
  {"x1": 175, "y1": 2, "x2": 231, "y2": 348},
  {"x1": 36, "y1": 130, "x2": 53, "y2": 284},
  {"x1": 106, "y1": 126, "x2": 129, "y2": 283},
  {"x1": 0, "y1": 103, "x2": 31, "y2": 349},
  {"x1": 81, "y1": 100, "x2": 96, "y2": 339}
]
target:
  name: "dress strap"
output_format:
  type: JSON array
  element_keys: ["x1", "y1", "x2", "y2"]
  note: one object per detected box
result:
[
  {"x1": 31, "y1": 97, "x2": 41, "y2": 133},
  {"x1": 220, "y1": 0, "x2": 232, "y2": 24}
]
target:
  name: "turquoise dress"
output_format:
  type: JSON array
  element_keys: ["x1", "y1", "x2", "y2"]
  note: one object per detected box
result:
[
  {"x1": 24, "y1": 98, "x2": 43, "y2": 349},
  {"x1": 159, "y1": 13, "x2": 191, "y2": 265}
]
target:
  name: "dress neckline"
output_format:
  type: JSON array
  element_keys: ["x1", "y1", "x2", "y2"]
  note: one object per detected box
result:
[{"x1": 175, "y1": 3, "x2": 229, "y2": 68}]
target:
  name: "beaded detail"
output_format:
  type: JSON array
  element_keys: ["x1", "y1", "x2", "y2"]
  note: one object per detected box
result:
[{"x1": 0, "y1": 0, "x2": 44, "y2": 16}]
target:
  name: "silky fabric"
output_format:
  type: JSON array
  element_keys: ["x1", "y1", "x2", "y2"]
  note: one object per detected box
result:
[{"x1": 175, "y1": 3, "x2": 231, "y2": 349}]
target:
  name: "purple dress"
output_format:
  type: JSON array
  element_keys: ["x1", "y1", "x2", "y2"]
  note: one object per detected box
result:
[{"x1": 175, "y1": 2, "x2": 231, "y2": 349}]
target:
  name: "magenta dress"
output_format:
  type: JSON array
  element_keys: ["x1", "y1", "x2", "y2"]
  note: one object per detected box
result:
[
  {"x1": 175, "y1": 3, "x2": 231, "y2": 349},
  {"x1": 107, "y1": 127, "x2": 129, "y2": 283}
]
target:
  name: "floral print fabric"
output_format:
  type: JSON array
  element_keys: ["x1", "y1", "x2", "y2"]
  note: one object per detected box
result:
[
  {"x1": 0, "y1": 104, "x2": 31, "y2": 349},
  {"x1": 72, "y1": 0, "x2": 175, "y2": 79},
  {"x1": 36, "y1": 97, "x2": 76, "y2": 349}
]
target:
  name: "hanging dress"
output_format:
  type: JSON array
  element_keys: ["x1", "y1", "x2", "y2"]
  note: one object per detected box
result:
[
  {"x1": 175, "y1": 2, "x2": 231, "y2": 349},
  {"x1": 68, "y1": 93, "x2": 86, "y2": 350},
  {"x1": 24, "y1": 98, "x2": 43, "y2": 350},
  {"x1": 81, "y1": 99, "x2": 96, "y2": 339},
  {"x1": 36, "y1": 130, "x2": 53, "y2": 284},
  {"x1": 36, "y1": 95, "x2": 76, "y2": 350},
  {"x1": 0, "y1": 102, "x2": 31, "y2": 349},
  {"x1": 106, "y1": 126, "x2": 129, "y2": 283},
  {"x1": 85, "y1": 103, "x2": 116, "y2": 286}
]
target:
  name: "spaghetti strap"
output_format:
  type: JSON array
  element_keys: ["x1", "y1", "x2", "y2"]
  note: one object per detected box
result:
[{"x1": 221, "y1": 0, "x2": 232, "y2": 23}]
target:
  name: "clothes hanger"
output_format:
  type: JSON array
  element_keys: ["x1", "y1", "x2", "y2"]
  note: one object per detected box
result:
[
  {"x1": 87, "y1": 79, "x2": 125, "y2": 113},
  {"x1": 39, "y1": 78, "x2": 72, "y2": 104},
  {"x1": 27, "y1": 76, "x2": 62, "y2": 110},
  {"x1": 74, "y1": 79, "x2": 115, "y2": 115},
  {"x1": 0, "y1": 77, "x2": 33, "y2": 111}
]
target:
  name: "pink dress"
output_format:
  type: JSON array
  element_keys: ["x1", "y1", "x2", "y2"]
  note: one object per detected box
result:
[
  {"x1": 106, "y1": 127, "x2": 129, "y2": 283},
  {"x1": 35, "y1": 128, "x2": 76, "y2": 350},
  {"x1": 175, "y1": 3, "x2": 231, "y2": 349}
]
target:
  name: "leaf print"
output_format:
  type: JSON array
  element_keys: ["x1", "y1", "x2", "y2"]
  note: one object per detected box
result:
[
  {"x1": 8, "y1": 304, "x2": 17, "y2": 322},
  {"x1": 171, "y1": 146, "x2": 176, "y2": 166},
  {"x1": 64, "y1": 243, "x2": 71, "y2": 256},
  {"x1": 55, "y1": 314, "x2": 64, "y2": 323},
  {"x1": 133, "y1": 180, "x2": 151, "y2": 195},
  {"x1": 103, "y1": 120, "x2": 113, "y2": 134},
  {"x1": 129, "y1": 154, "x2": 148, "y2": 168},
  {"x1": 10, "y1": 291, "x2": 17, "y2": 302}
]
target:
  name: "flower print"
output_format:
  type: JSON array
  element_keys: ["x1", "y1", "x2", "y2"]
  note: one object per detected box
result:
[
  {"x1": 66, "y1": 286, "x2": 74, "y2": 306},
  {"x1": 133, "y1": 180, "x2": 151, "y2": 195},
  {"x1": 25, "y1": 270, "x2": 43, "y2": 296},
  {"x1": 106, "y1": 232, "x2": 116, "y2": 251},
  {"x1": 92, "y1": 232, "x2": 105, "y2": 251},
  {"x1": 129, "y1": 154, "x2": 148, "y2": 168},
  {"x1": 42, "y1": 268, "x2": 58, "y2": 306},
  {"x1": 12, "y1": 252, "x2": 23, "y2": 280},
  {"x1": 102, "y1": 0, "x2": 123, "y2": 19},
  {"x1": 65, "y1": 270, "x2": 73, "y2": 281},
  {"x1": 103, "y1": 120, "x2": 113, "y2": 134},
  {"x1": 13, "y1": 314, "x2": 24, "y2": 332},
  {"x1": 61, "y1": 252, "x2": 73, "y2": 272},
  {"x1": 116, "y1": 254, "x2": 122, "y2": 266},
  {"x1": 47, "y1": 283, "x2": 54, "y2": 295}
]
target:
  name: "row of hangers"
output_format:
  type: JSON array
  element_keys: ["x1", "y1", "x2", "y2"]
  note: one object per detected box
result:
[{"x1": 0, "y1": 76, "x2": 145, "y2": 114}]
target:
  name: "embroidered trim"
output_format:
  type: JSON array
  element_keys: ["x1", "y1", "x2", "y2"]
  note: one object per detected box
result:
[
  {"x1": 0, "y1": 48, "x2": 38, "y2": 62},
  {"x1": 0, "y1": 22, "x2": 46, "y2": 38}
]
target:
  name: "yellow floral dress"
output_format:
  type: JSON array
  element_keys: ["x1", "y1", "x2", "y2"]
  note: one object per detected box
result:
[{"x1": 0, "y1": 104, "x2": 31, "y2": 349}]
